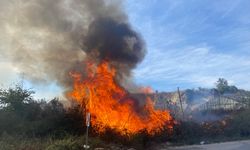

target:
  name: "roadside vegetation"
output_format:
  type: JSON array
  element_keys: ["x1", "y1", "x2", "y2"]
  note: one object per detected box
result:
[{"x1": 1, "y1": 83, "x2": 250, "y2": 149}]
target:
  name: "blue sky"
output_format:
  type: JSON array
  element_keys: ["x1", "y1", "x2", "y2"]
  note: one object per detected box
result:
[{"x1": 125, "y1": 0, "x2": 250, "y2": 91}]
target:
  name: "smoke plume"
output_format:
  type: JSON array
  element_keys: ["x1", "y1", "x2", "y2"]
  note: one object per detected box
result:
[{"x1": 0, "y1": 0, "x2": 145, "y2": 92}]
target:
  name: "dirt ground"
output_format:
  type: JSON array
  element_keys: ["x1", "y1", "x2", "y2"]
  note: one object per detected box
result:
[{"x1": 157, "y1": 139, "x2": 250, "y2": 150}]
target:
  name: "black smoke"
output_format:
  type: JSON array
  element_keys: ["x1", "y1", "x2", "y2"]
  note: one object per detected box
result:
[{"x1": 85, "y1": 18, "x2": 145, "y2": 68}]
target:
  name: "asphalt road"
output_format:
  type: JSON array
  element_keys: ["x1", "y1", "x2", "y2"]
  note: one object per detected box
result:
[{"x1": 157, "y1": 140, "x2": 250, "y2": 150}]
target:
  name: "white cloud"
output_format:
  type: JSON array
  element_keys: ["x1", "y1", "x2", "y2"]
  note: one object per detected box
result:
[{"x1": 134, "y1": 45, "x2": 250, "y2": 90}]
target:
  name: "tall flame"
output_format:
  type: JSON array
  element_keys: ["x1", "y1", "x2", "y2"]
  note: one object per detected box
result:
[{"x1": 68, "y1": 61, "x2": 173, "y2": 136}]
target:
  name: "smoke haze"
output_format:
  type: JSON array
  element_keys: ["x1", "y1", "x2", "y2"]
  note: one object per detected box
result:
[{"x1": 0, "y1": 0, "x2": 145, "y2": 93}]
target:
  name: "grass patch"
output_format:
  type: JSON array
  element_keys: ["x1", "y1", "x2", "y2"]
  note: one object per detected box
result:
[{"x1": 0, "y1": 134, "x2": 111, "y2": 150}]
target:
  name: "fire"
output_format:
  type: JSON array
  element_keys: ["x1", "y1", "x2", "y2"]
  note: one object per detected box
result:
[{"x1": 68, "y1": 60, "x2": 173, "y2": 136}]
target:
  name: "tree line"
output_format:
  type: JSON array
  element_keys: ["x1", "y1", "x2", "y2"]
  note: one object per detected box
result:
[{"x1": 0, "y1": 84, "x2": 84, "y2": 137}]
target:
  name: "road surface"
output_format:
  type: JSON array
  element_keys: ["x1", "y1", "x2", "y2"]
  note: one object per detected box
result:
[{"x1": 157, "y1": 140, "x2": 250, "y2": 150}]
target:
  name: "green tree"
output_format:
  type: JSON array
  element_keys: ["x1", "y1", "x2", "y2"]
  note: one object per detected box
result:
[
  {"x1": 0, "y1": 85, "x2": 34, "y2": 113},
  {"x1": 215, "y1": 78, "x2": 238, "y2": 94},
  {"x1": 216, "y1": 78, "x2": 229, "y2": 94}
]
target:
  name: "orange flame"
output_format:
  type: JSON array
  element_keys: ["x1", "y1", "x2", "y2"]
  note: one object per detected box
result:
[{"x1": 67, "y1": 61, "x2": 173, "y2": 136}]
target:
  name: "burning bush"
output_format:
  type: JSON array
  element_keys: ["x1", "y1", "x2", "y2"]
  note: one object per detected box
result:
[{"x1": 67, "y1": 60, "x2": 174, "y2": 137}]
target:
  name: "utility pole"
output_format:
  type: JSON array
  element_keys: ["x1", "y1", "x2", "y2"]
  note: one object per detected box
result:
[{"x1": 177, "y1": 87, "x2": 185, "y2": 120}]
